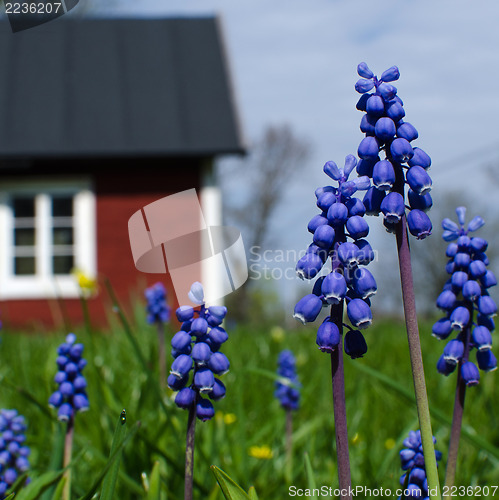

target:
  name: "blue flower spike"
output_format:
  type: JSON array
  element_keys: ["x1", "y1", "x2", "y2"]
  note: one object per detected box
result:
[
  {"x1": 354, "y1": 64, "x2": 433, "y2": 239},
  {"x1": 168, "y1": 283, "x2": 230, "y2": 421},
  {"x1": 294, "y1": 154, "x2": 377, "y2": 359},
  {"x1": 397, "y1": 430, "x2": 441, "y2": 500},
  {"x1": 275, "y1": 350, "x2": 300, "y2": 411},
  {"x1": 145, "y1": 282, "x2": 171, "y2": 324},
  {"x1": 49, "y1": 333, "x2": 89, "y2": 421},
  {"x1": 432, "y1": 207, "x2": 497, "y2": 385},
  {"x1": 0, "y1": 409, "x2": 30, "y2": 492}
]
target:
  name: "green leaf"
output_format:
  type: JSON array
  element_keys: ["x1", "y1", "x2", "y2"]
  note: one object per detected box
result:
[
  {"x1": 4, "y1": 494, "x2": 15, "y2": 500},
  {"x1": 247, "y1": 486, "x2": 259, "y2": 500},
  {"x1": 147, "y1": 461, "x2": 161, "y2": 500},
  {"x1": 51, "y1": 477, "x2": 67, "y2": 500},
  {"x1": 78, "y1": 420, "x2": 140, "y2": 500},
  {"x1": 15, "y1": 470, "x2": 64, "y2": 500},
  {"x1": 304, "y1": 453, "x2": 317, "y2": 491},
  {"x1": 210, "y1": 466, "x2": 251, "y2": 500},
  {"x1": 100, "y1": 409, "x2": 128, "y2": 500}
]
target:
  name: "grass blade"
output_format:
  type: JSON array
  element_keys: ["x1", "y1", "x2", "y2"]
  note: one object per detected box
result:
[
  {"x1": 210, "y1": 466, "x2": 250, "y2": 500},
  {"x1": 248, "y1": 486, "x2": 259, "y2": 500},
  {"x1": 100, "y1": 409, "x2": 128, "y2": 500},
  {"x1": 147, "y1": 461, "x2": 161, "y2": 500},
  {"x1": 304, "y1": 453, "x2": 317, "y2": 491},
  {"x1": 15, "y1": 471, "x2": 64, "y2": 500},
  {"x1": 51, "y1": 477, "x2": 67, "y2": 500},
  {"x1": 78, "y1": 421, "x2": 141, "y2": 500}
]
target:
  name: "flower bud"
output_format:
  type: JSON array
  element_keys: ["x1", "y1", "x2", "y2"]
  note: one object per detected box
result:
[
  {"x1": 358, "y1": 136, "x2": 380, "y2": 159},
  {"x1": 347, "y1": 299, "x2": 372, "y2": 330},
  {"x1": 408, "y1": 147, "x2": 431, "y2": 169},
  {"x1": 390, "y1": 138, "x2": 414, "y2": 162},
  {"x1": 321, "y1": 271, "x2": 347, "y2": 304},
  {"x1": 196, "y1": 398, "x2": 215, "y2": 421},
  {"x1": 450, "y1": 306, "x2": 470, "y2": 330},
  {"x1": 366, "y1": 95, "x2": 385, "y2": 117},
  {"x1": 406, "y1": 166, "x2": 432, "y2": 196},
  {"x1": 472, "y1": 326, "x2": 492, "y2": 351},
  {"x1": 461, "y1": 361, "x2": 480, "y2": 386},
  {"x1": 381, "y1": 192, "x2": 405, "y2": 223},
  {"x1": 175, "y1": 387, "x2": 196, "y2": 409},
  {"x1": 293, "y1": 294, "x2": 323, "y2": 324},
  {"x1": 397, "y1": 122, "x2": 418, "y2": 142},
  {"x1": 346, "y1": 215, "x2": 369, "y2": 239},
  {"x1": 357, "y1": 62, "x2": 374, "y2": 79},
  {"x1": 408, "y1": 189, "x2": 432, "y2": 212},
  {"x1": 443, "y1": 339, "x2": 464, "y2": 364},
  {"x1": 374, "y1": 117, "x2": 396, "y2": 141},
  {"x1": 476, "y1": 349, "x2": 497, "y2": 372},
  {"x1": 407, "y1": 209, "x2": 432, "y2": 239},
  {"x1": 344, "y1": 330, "x2": 368, "y2": 359},
  {"x1": 316, "y1": 321, "x2": 341, "y2": 352},
  {"x1": 355, "y1": 78, "x2": 375, "y2": 93},
  {"x1": 373, "y1": 160, "x2": 395, "y2": 191},
  {"x1": 380, "y1": 65, "x2": 400, "y2": 82},
  {"x1": 327, "y1": 203, "x2": 349, "y2": 227}
]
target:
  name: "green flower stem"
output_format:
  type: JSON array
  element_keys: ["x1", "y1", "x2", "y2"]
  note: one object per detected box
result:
[
  {"x1": 184, "y1": 402, "x2": 196, "y2": 500},
  {"x1": 156, "y1": 321, "x2": 167, "y2": 388},
  {"x1": 63, "y1": 416, "x2": 74, "y2": 500},
  {"x1": 444, "y1": 307, "x2": 472, "y2": 497},
  {"x1": 285, "y1": 409, "x2": 293, "y2": 483},
  {"x1": 395, "y1": 215, "x2": 441, "y2": 500}
]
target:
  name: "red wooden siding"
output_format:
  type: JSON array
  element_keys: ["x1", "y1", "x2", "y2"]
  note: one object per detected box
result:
[{"x1": 2, "y1": 163, "x2": 202, "y2": 330}]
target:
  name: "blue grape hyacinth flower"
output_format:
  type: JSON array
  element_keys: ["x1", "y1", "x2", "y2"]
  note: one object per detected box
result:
[
  {"x1": 294, "y1": 155, "x2": 376, "y2": 359},
  {"x1": 355, "y1": 62, "x2": 433, "y2": 240},
  {"x1": 398, "y1": 430, "x2": 442, "y2": 500},
  {"x1": 0, "y1": 409, "x2": 30, "y2": 496},
  {"x1": 433, "y1": 207, "x2": 497, "y2": 384},
  {"x1": 145, "y1": 282, "x2": 171, "y2": 324},
  {"x1": 48, "y1": 333, "x2": 89, "y2": 421},
  {"x1": 168, "y1": 282, "x2": 229, "y2": 421},
  {"x1": 275, "y1": 350, "x2": 300, "y2": 411}
]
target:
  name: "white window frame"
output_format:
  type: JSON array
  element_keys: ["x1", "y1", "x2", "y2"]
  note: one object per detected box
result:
[{"x1": 0, "y1": 177, "x2": 96, "y2": 299}]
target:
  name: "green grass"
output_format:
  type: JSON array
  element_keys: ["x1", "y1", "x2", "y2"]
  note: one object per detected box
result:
[{"x1": 1, "y1": 305, "x2": 498, "y2": 498}]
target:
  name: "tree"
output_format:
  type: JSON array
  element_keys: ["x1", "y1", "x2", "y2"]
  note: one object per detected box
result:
[{"x1": 219, "y1": 124, "x2": 311, "y2": 321}]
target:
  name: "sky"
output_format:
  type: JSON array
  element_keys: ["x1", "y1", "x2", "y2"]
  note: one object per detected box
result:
[{"x1": 75, "y1": 0, "x2": 499, "y2": 311}]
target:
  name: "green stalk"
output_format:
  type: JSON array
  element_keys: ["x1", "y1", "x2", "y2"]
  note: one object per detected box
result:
[
  {"x1": 285, "y1": 409, "x2": 293, "y2": 483},
  {"x1": 395, "y1": 215, "x2": 441, "y2": 500}
]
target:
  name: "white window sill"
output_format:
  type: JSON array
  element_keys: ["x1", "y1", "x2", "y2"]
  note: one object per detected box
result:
[{"x1": 0, "y1": 276, "x2": 82, "y2": 300}]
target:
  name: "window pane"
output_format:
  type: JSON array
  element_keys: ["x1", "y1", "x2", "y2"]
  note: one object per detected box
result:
[
  {"x1": 14, "y1": 257, "x2": 35, "y2": 275},
  {"x1": 13, "y1": 197, "x2": 35, "y2": 218},
  {"x1": 53, "y1": 227, "x2": 73, "y2": 245},
  {"x1": 53, "y1": 255, "x2": 74, "y2": 275},
  {"x1": 14, "y1": 228, "x2": 35, "y2": 246},
  {"x1": 52, "y1": 197, "x2": 73, "y2": 217}
]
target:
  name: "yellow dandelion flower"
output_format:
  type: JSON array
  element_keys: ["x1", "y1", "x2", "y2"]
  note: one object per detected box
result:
[
  {"x1": 223, "y1": 413, "x2": 237, "y2": 425},
  {"x1": 270, "y1": 326, "x2": 285, "y2": 342},
  {"x1": 248, "y1": 445, "x2": 273, "y2": 460},
  {"x1": 385, "y1": 438, "x2": 396, "y2": 450},
  {"x1": 72, "y1": 268, "x2": 98, "y2": 296}
]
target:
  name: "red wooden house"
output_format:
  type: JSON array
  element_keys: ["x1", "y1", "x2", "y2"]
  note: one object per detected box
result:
[{"x1": 0, "y1": 17, "x2": 245, "y2": 329}]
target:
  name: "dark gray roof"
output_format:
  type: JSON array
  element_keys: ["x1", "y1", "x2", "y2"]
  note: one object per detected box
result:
[{"x1": 0, "y1": 17, "x2": 245, "y2": 158}]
